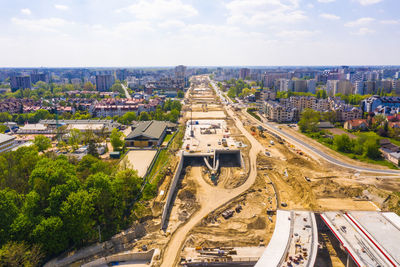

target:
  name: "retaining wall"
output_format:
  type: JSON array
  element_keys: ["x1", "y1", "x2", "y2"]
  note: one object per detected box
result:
[
  {"x1": 81, "y1": 249, "x2": 158, "y2": 267},
  {"x1": 161, "y1": 151, "x2": 185, "y2": 229}
]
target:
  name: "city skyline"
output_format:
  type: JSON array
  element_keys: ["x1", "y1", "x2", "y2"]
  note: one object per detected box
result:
[{"x1": 1, "y1": 0, "x2": 399, "y2": 67}]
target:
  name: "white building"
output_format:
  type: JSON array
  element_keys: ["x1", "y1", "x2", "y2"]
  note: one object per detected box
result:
[{"x1": 0, "y1": 134, "x2": 16, "y2": 153}]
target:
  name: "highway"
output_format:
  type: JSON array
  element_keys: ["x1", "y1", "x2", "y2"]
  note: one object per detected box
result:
[{"x1": 210, "y1": 80, "x2": 400, "y2": 175}]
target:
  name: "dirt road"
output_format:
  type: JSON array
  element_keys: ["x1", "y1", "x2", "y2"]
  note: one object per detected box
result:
[{"x1": 160, "y1": 83, "x2": 263, "y2": 267}]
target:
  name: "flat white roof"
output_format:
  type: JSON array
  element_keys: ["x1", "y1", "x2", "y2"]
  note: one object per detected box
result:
[
  {"x1": 255, "y1": 210, "x2": 291, "y2": 267},
  {"x1": 0, "y1": 133, "x2": 16, "y2": 144},
  {"x1": 349, "y1": 211, "x2": 400, "y2": 266},
  {"x1": 321, "y1": 212, "x2": 395, "y2": 267}
]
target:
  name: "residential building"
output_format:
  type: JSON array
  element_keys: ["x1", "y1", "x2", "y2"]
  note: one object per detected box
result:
[
  {"x1": 264, "y1": 101, "x2": 296, "y2": 122},
  {"x1": 361, "y1": 96, "x2": 400, "y2": 113},
  {"x1": 30, "y1": 73, "x2": 47, "y2": 84},
  {"x1": 96, "y1": 74, "x2": 114, "y2": 92},
  {"x1": 344, "y1": 119, "x2": 368, "y2": 130},
  {"x1": 239, "y1": 68, "x2": 251, "y2": 80},
  {"x1": 175, "y1": 65, "x2": 186, "y2": 90},
  {"x1": 10, "y1": 75, "x2": 31, "y2": 91}
]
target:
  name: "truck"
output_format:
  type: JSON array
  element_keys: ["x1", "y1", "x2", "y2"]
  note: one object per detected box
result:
[
  {"x1": 270, "y1": 140, "x2": 274, "y2": 145},
  {"x1": 221, "y1": 138, "x2": 228, "y2": 147}
]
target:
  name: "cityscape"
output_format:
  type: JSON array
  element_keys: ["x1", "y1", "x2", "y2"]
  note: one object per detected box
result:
[{"x1": 1, "y1": 0, "x2": 400, "y2": 267}]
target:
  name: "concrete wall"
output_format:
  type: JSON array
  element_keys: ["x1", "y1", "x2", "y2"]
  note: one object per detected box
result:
[
  {"x1": 161, "y1": 151, "x2": 185, "y2": 229},
  {"x1": 81, "y1": 249, "x2": 158, "y2": 267}
]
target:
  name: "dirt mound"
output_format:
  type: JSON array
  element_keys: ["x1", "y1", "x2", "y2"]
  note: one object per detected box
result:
[
  {"x1": 247, "y1": 217, "x2": 266, "y2": 230},
  {"x1": 178, "y1": 188, "x2": 196, "y2": 201}
]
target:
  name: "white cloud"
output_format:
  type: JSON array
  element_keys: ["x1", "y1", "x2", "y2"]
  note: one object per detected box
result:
[
  {"x1": 11, "y1": 17, "x2": 73, "y2": 32},
  {"x1": 158, "y1": 19, "x2": 186, "y2": 29},
  {"x1": 345, "y1": 17, "x2": 375, "y2": 27},
  {"x1": 352, "y1": 27, "x2": 375, "y2": 35},
  {"x1": 225, "y1": 0, "x2": 306, "y2": 26},
  {"x1": 117, "y1": 0, "x2": 197, "y2": 20},
  {"x1": 21, "y1": 8, "x2": 31, "y2": 15},
  {"x1": 380, "y1": 20, "x2": 400, "y2": 25},
  {"x1": 55, "y1": 4, "x2": 69, "y2": 10},
  {"x1": 317, "y1": 0, "x2": 336, "y2": 3},
  {"x1": 319, "y1": 13, "x2": 340, "y2": 20},
  {"x1": 356, "y1": 0, "x2": 383, "y2": 5},
  {"x1": 277, "y1": 30, "x2": 319, "y2": 39}
]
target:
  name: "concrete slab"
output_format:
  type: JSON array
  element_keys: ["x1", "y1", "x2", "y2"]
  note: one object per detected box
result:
[{"x1": 123, "y1": 150, "x2": 157, "y2": 177}]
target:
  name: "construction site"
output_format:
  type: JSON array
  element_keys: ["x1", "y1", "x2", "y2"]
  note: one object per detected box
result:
[{"x1": 47, "y1": 75, "x2": 400, "y2": 267}]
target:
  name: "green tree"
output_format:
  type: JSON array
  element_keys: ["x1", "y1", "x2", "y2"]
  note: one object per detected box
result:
[
  {"x1": 139, "y1": 111, "x2": 150, "y2": 121},
  {"x1": 32, "y1": 217, "x2": 67, "y2": 255},
  {"x1": 0, "y1": 242, "x2": 44, "y2": 267},
  {"x1": 87, "y1": 140, "x2": 98, "y2": 158},
  {"x1": 169, "y1": 109, "x2": 180, "y2": 123},
  {"x1": 110, "y1": 129, "x2": 125, "y2": 152},
  {"x1": 60, "y1": 190, "x2": 96, "y2": 246},
  {"x1": 0, "y1": 189, "x2": 20, "y2": 245},
  {"x1": 298, "y1": 108, "x2": 321, "y2": 133},
  {"x1": 177, "y1": 90, "x2": 184, "y2": 98},
  {"x1": 68, "y1": 129, "x2": 82, "y2": 151},
  {"x1": 363, "y1": 140, "x2": 381, "y2": 160},
  {"x1": 33, "y1": 136, "x2": 51, "y2": 152},
  {"x1": 83, "y1": 82, "x2": 95, "y2": 91},
  {"x1": 334, "y1": 134, "x2": 353, "y2": 153}
]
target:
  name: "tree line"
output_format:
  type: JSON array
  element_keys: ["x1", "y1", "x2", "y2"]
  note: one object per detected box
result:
[{"x1": 0, "y1": 147, "x2": 143, "y2": 265}]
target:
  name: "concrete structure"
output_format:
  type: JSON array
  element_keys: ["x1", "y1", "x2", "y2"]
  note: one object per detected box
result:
[
  {"x1": 30, "y1": 73, "x2": 47, "y2": 84},
  {"x1": 0, "y1": 133, "x2": 16, "y2": 153},
  {"x1": 125, "y1": 121, "x2": 168, "y2": 147},
  {"x1": 321, "y1": 211, "x2": 400, "y2": 267},
  {"x1": 256, "y1": 210, "x2": 318, "y2": 267},
  {"x1": 96, "y1": 74, "x2": 114, "y2": 92},
  {"x1": 10, "y1": 75, "x2": 31, "y2": 91},
  {"x1": 175, "y1": 65, "x2": 186, "y2": 90},
  {"x1": 239, "y1": 68, "x2": 251, "y2": 80},
  {"x1": 81, "y1": 249, "x2": 159, "y2": 267}
]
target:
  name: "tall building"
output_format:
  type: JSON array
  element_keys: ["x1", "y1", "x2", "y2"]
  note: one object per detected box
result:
[
  {"x1": 292, "y1": 80, "x2": 307, "y2": 92},
  {"x1": 30, "y1": 73, "x2": 47, "y2": 84},
  {"x1": 307, "y1": 79, "x2": 316, "y2": 94},
  {"x1": 96, "y1": 74, "x2": 114, "y2": 92},
  {"x1": 239, "y1": 68, "x2": 251, "y2": 80},
  {"x1": 10, "y1": 75, "x2": 31, "y2": 92},
  {"x1": 174, "y1": 65, "x2": 186, "y2": 90},
  {"x1": 336, "y1": 80, "x2": 353, "y2": 95}
]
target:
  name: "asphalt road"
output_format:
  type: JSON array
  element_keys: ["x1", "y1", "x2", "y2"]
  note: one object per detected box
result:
[
  {"x1": 246, "y1": 111, "x2": 400, "y2": 175},
  {"x1": 121, "y1": 83, "x2": 132, "y2": 99}
]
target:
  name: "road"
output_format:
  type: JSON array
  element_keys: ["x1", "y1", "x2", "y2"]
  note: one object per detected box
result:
[
  {"x1": 210, "y1": 80, "x2": 400, "y2": 175},
  {"x1": 245, "y1": 112, "x2": 400, "y2": 175},
  {"x1": 160, "y1": 77, "x2": 263, "y2": 267},
  {"x1": 121, "y1": 83, "x2": 131, "y2": 99}
]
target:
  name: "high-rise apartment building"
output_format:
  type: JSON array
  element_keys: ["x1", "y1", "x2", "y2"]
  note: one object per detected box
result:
[
  {"x1": 30, "y1": 73, "x2": 47, "y2": 84},
  {"x1": 10, "y1": 75, "x2": 31, "y2": 92},
  {"x1": 96, "y1": 74, "x2": 114, "y2": 92},
  {"x1": 239, "y1": 68, "x2": 250, "y2": 80},
  {"x1": 174, "y1": 65, "x2": 186, "y2": 90}
]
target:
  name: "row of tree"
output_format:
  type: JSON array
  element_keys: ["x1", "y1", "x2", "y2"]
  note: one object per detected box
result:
[{"x1": 0, "y1": 147, "x2": 143, "y2": 263}]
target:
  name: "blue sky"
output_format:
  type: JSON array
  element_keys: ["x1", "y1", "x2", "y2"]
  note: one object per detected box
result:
[{"x1": 0, "y1": 0, "x2": 399, "y2": 67}]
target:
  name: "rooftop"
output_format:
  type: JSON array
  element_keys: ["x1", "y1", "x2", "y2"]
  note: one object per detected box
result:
[{"x1": 0, "y1": 133, "x2": 15, "y2": 144}]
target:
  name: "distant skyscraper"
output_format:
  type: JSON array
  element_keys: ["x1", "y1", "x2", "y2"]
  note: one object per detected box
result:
[
  {"x1": 30, "y1": 73, "x2": 47, "y2": 84},
  {"x1": 96, "y1": 74, "x2": 114, "y2": 92},
  {"x1": 239, "y1": 68, "x2": 251, "y2": 80},
  {"x1": 10, "y1": 75, "x2": 31, "y2": 92},
  {"x1": 175, "y1": 65, "x2": 186, "y2": 90}
]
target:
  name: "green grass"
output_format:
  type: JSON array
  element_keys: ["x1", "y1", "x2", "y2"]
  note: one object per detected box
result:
[
  {"x1": 163, "y1": 133, "x2": 173, "y2": 144},
  {"x1": 247, "y1": 108, "x2": 261, "y2": 121}
]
